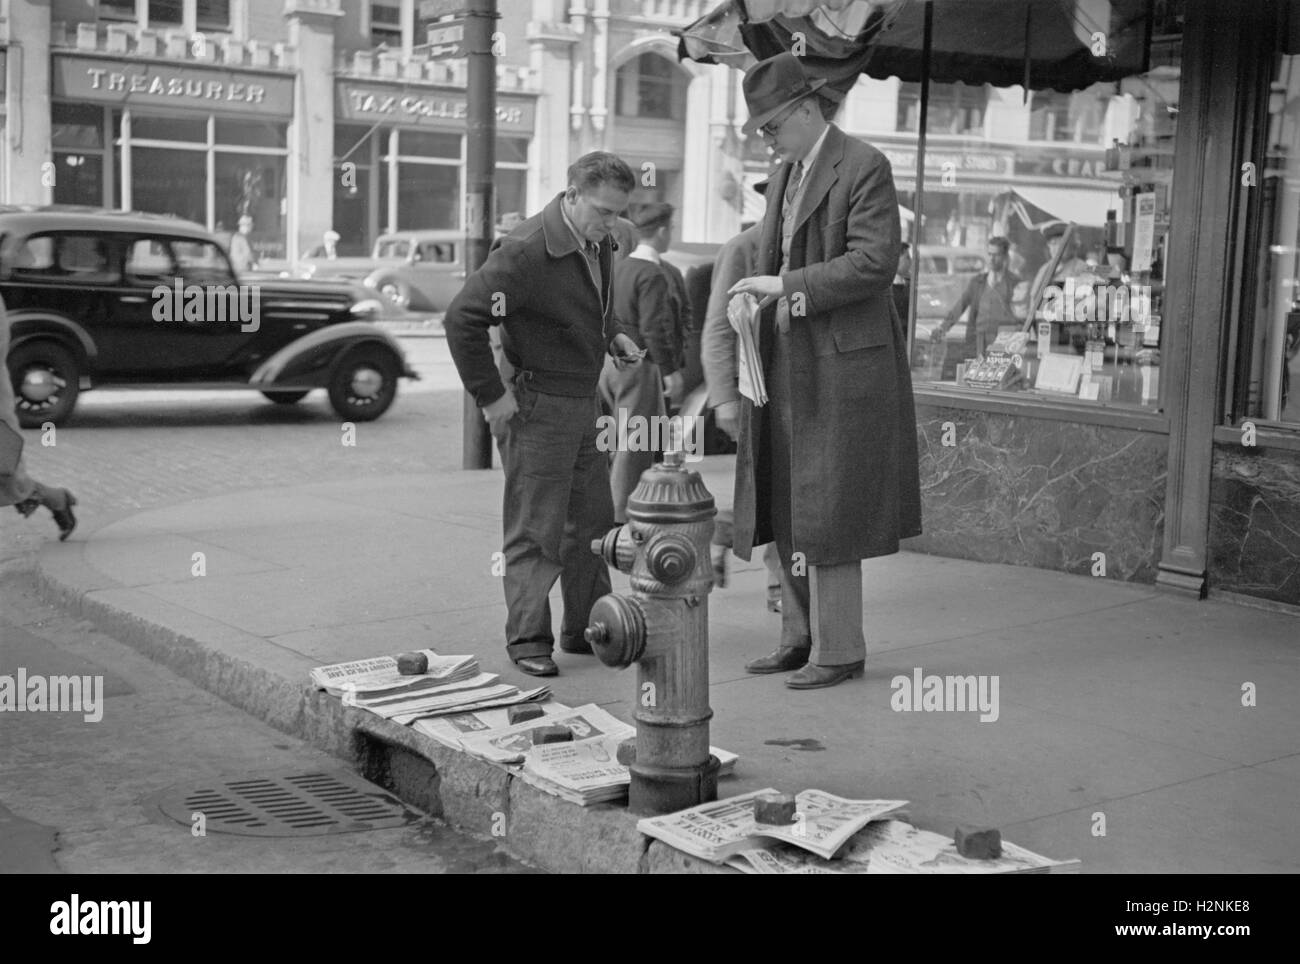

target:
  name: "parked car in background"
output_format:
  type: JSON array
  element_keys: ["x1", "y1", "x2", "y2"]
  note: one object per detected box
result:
[
  {"x1": 2, "y1": 206, "x2": 417, "y2": 427},
  {"x1": 295, "y1": 229, "x2": 466, "y2": 312}
]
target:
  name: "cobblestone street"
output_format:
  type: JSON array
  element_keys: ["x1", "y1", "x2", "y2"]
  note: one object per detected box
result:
[{"x1": 1, "y1": 339, "x2": 466, "y2": 570}]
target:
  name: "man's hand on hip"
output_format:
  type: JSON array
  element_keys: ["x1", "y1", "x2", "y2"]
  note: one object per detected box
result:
[
  {"x1": 714, "y1": 400, "x2": 741, "y2": 441},
  {"x1": 482, "y1": 391, "x2": 518, "y2": 439}
]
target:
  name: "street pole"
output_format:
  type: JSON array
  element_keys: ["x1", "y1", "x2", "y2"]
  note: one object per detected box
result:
[{"x1": 462, "y1": 0, "x2": 497, "y2": 469}]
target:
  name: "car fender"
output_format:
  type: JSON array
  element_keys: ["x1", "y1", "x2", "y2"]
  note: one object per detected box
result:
[
  {"x1": 249, "y1": 322, "x2": 417, "y2": 385},
  {"x1": 5, "y1": 311, "x2": 98, "y2": 368}
]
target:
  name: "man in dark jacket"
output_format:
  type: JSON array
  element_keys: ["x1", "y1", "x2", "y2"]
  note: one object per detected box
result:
[
  {"x1": 931, "y1": 235, "x2": 1020, "y2": 361},
  {"x1": 444, "y1": 151, "x2": 643, "y2": 678},
  {"x1": 729, "y1": 53, "x2": 922, "y2": 690},
  {"x1": 599, "y1": 202, "x2": 683, "y2": 521}
]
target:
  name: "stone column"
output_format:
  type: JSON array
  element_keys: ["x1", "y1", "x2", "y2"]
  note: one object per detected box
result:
[
  {"x1": 528, "y1": 9, "x2": 578, "y2": 207},
  {"x1": 6, "y1": 0, "x2": 53, "y2": 205},
  {"x1": 285, "y1": 0, "x2": 342, "y2": 264}
]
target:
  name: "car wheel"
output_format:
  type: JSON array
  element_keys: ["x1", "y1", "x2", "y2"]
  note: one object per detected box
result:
[
  {"x1": 261, "y1": 390, "x2": 310, "y2": 405},
  {"x1": 376, "y1": 279, "x2": 411, "y2": 310},
  {"x1": 328, "y1": 347, "x2": 399, "y2": 422},
  {"x1": 8, "y1": 341, "x2": 81, "y2": 428}
]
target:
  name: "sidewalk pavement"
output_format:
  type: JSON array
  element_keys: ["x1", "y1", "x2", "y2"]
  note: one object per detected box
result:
[{"x1": 33, "y1": 455, "x2": 1300, "y2": 874}]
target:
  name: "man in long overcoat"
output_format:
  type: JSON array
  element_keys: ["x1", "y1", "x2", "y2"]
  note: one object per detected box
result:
[{"x1": 729, "y1": 53, "x2": 922, "y2": 690}]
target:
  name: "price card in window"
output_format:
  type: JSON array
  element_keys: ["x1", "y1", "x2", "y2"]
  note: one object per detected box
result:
[
  {"x1": 1035, "y1": 354, "x2": 1084, "y2": 394},
  {"x1": 1132, "y1": 192, "x2": 1157, "y2": 273}
]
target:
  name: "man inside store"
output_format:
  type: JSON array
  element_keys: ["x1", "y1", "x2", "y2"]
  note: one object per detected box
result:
[
  {"x1": 229, "y1": 215, "x2": 258, "y2": 273},
  {"x1": 932, "y1": 235, "x2": 1021, "y2": 362}
]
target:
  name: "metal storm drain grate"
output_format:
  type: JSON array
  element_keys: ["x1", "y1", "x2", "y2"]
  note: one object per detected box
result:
[{"x1": 157, "y1": 771, "x2": 416, "y2": 837}]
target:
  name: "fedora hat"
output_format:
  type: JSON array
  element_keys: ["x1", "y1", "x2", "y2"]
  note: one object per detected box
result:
[{"x1": 741, "y1": 52, "x2": 828, "y2": 136}]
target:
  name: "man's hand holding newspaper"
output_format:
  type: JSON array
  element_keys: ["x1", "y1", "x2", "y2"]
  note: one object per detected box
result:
[{"x1": 726, "y1": 292, "x2": 770, "y2": 407}]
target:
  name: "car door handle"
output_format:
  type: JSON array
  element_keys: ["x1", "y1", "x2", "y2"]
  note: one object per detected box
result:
[{"x1": 120, "y1": 295, "x2": 148, "y2": 303}]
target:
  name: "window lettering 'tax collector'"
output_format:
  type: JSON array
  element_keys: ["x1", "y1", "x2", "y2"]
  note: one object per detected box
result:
[
  {"x1": 86, "y1": 67, "x2": 268, "y2": 104},
  {"x1": 346, "y1": 90, "x2": 523, "y2": 125}
]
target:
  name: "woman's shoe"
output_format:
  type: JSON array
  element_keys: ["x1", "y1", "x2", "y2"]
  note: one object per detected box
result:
[
  {"x1": 14, "y1": 497, "x2": 41, "y2": 518},
  {"x1": 50, "y1": 490, "x2": 77, "y2": 541}
]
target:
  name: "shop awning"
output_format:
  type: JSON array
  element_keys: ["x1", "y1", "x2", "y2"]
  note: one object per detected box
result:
[
  {"x1": 679, "y1": 0, "x2": 1153, "y2": 96},
  {"x1": 1009, "y1": 184, "x2": 1122, "y2": 228}
]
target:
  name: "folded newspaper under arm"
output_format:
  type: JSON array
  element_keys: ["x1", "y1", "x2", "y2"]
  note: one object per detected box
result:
[{"x1": 727, "y1": 292, "x2": 769, "y2": 407}]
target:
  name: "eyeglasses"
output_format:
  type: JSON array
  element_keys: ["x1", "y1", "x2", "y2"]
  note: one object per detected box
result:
[{"x1": 759, "y1": 103, "x2": 802, "y2": 139}]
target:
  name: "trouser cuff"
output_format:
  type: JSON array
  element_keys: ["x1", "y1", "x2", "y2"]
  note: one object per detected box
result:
[{"x1": 507, "y1": 639, "x2": 553, "y2": 661}]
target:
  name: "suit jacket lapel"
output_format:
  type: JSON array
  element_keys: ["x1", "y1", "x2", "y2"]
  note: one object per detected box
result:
[{"x1": 791, "y1": 125, "x2": 844, "y2": 237}]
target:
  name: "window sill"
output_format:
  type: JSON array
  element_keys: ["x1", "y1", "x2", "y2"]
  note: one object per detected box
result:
[
  {"x1": 914, "y1": 383, "x2": 1171, "y2": 434},
  {"x1": 1213, "y1": 422, "x2": 1300, "y2": 453}
]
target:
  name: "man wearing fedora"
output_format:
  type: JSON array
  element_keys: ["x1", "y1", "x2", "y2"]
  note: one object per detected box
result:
[{"x1": 728, "y1": 52, "x2": 922, "y2": 690}]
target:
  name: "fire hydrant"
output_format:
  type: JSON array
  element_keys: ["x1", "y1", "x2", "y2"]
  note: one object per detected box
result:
[{"x1": 585, "y1": 447, "x2": 720, "y2": 816}]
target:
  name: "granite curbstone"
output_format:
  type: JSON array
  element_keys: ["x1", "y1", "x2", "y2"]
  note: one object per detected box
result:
[{"x1": 34, "y1": 548, "x2": 706, "y2": 874}]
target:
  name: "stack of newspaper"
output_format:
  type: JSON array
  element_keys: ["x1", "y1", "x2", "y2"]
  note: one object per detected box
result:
[
  {"x1": 638, "y1": 788, "x2": 907, "y2": 862},
  {"x1": 309, "y1": 650, "x2": 549, "y2": 725},
  {"x1": 429, "y1": 703, "x2": 737, "y2": 806},
  {"x1": 725, "y1": 820, "x2": 1081, "y2": 874},
  {"x1": 727, "y1": 292, "x2": 768, "y2": 406}
]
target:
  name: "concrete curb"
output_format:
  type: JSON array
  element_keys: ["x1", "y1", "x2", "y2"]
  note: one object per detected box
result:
[{"x1": 35, "y1": 540, "x2": 732, "y2": 874}]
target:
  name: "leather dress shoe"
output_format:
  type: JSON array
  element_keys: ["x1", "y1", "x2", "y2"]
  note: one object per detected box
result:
[
  {"x1": 514, "y1": 656, "x2": 558, "y2": 677},
  {"x1": 785, "y1": 661, "x2": 865, "y2": 690},
  {"x1": 744, "y1": 646, "x2": 810, "y2": 674}
]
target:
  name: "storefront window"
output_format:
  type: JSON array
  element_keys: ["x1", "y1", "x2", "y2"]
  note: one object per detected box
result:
[
  {"x1": 109, "y1": 109, "x2": 290, "y2": 259},
  {"x1": 495, "y1": 168, "x2": 526, "y2": 225},
  {"x1": 53, "y1": 154, "x2": 104, "y2": 207},
  {"x1": 132, "y1": 115, "x2": 207, "y2": 142},
  {"x1": 906, "y1": 24, "x2": 1180, "y2": 410},
  {"x1": 215, "y1": 119, "x2": 287, "y2": 149},
  {"x1": 53, "y1": 105, "x2": 106, "y2": 208},
  {"x1": 215, "y1": 153, "x2": 287, "y2": 260},
  {"x1": 396, "y1": 163, "x2": 459, "y2": 230},
  {"x1": 131, "y1": 146, "x2": 206, "y2": 223},
  {"x1": 1242, "y1": 43, "x2": 1300, "y2": 424}
]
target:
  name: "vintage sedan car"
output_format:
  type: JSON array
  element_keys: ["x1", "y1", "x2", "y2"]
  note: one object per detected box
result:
[
  {"x1": 295, "y1": 229, "x2": 466, "y2": 312},
  {"x1": 2, "y1": 206, "x2": 418, "y2": 427}
]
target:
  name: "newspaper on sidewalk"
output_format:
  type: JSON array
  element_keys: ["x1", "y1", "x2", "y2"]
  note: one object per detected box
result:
[
  {"x1": 459, "y1": 704, "x2": 634, "y2": 764},
  {"x1": 385, "y1": 685, "x2": 551, "y2": 726},
  {"x1": 724, "y1": 819, "x2": 1080, "y2": 874},
  {"x1": 519, "y1": 735, "x2": 632, "y2": 805},
  {"x1": 309, "y1": 650, "x2": 478, "y2": 698},
  {"x1": 727, "y1": 292, "x2": 768, "y2": 406},
  {"x1": 637, "y1": 788, "x2": 908, "y2": 863},
  {"x1": 413, "y1": 702, "x2": 571, "y2": 751}
]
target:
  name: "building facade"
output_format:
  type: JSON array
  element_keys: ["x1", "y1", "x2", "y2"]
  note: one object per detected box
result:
[{"x1": 3, "y1": 0, "x2": 1298, "y2": 608}]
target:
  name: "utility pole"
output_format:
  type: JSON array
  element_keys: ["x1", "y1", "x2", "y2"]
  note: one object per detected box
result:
[{"x1": 462, "y1": 0, "x2": 497, "y2": 469}]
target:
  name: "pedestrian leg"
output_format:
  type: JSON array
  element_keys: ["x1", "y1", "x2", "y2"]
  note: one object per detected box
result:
[{"x1": 558, "y1": 394, "x2": 615, "y2": 653}]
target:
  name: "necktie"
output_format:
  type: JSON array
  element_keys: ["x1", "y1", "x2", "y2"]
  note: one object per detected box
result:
[{"x1": 783, "y1": 160, "x2": 804, "y2": 216}]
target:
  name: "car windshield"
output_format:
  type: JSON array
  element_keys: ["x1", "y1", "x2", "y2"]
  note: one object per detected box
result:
[{"x1": 375, "y1": 240, "x2": 410, "y2": 259}]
